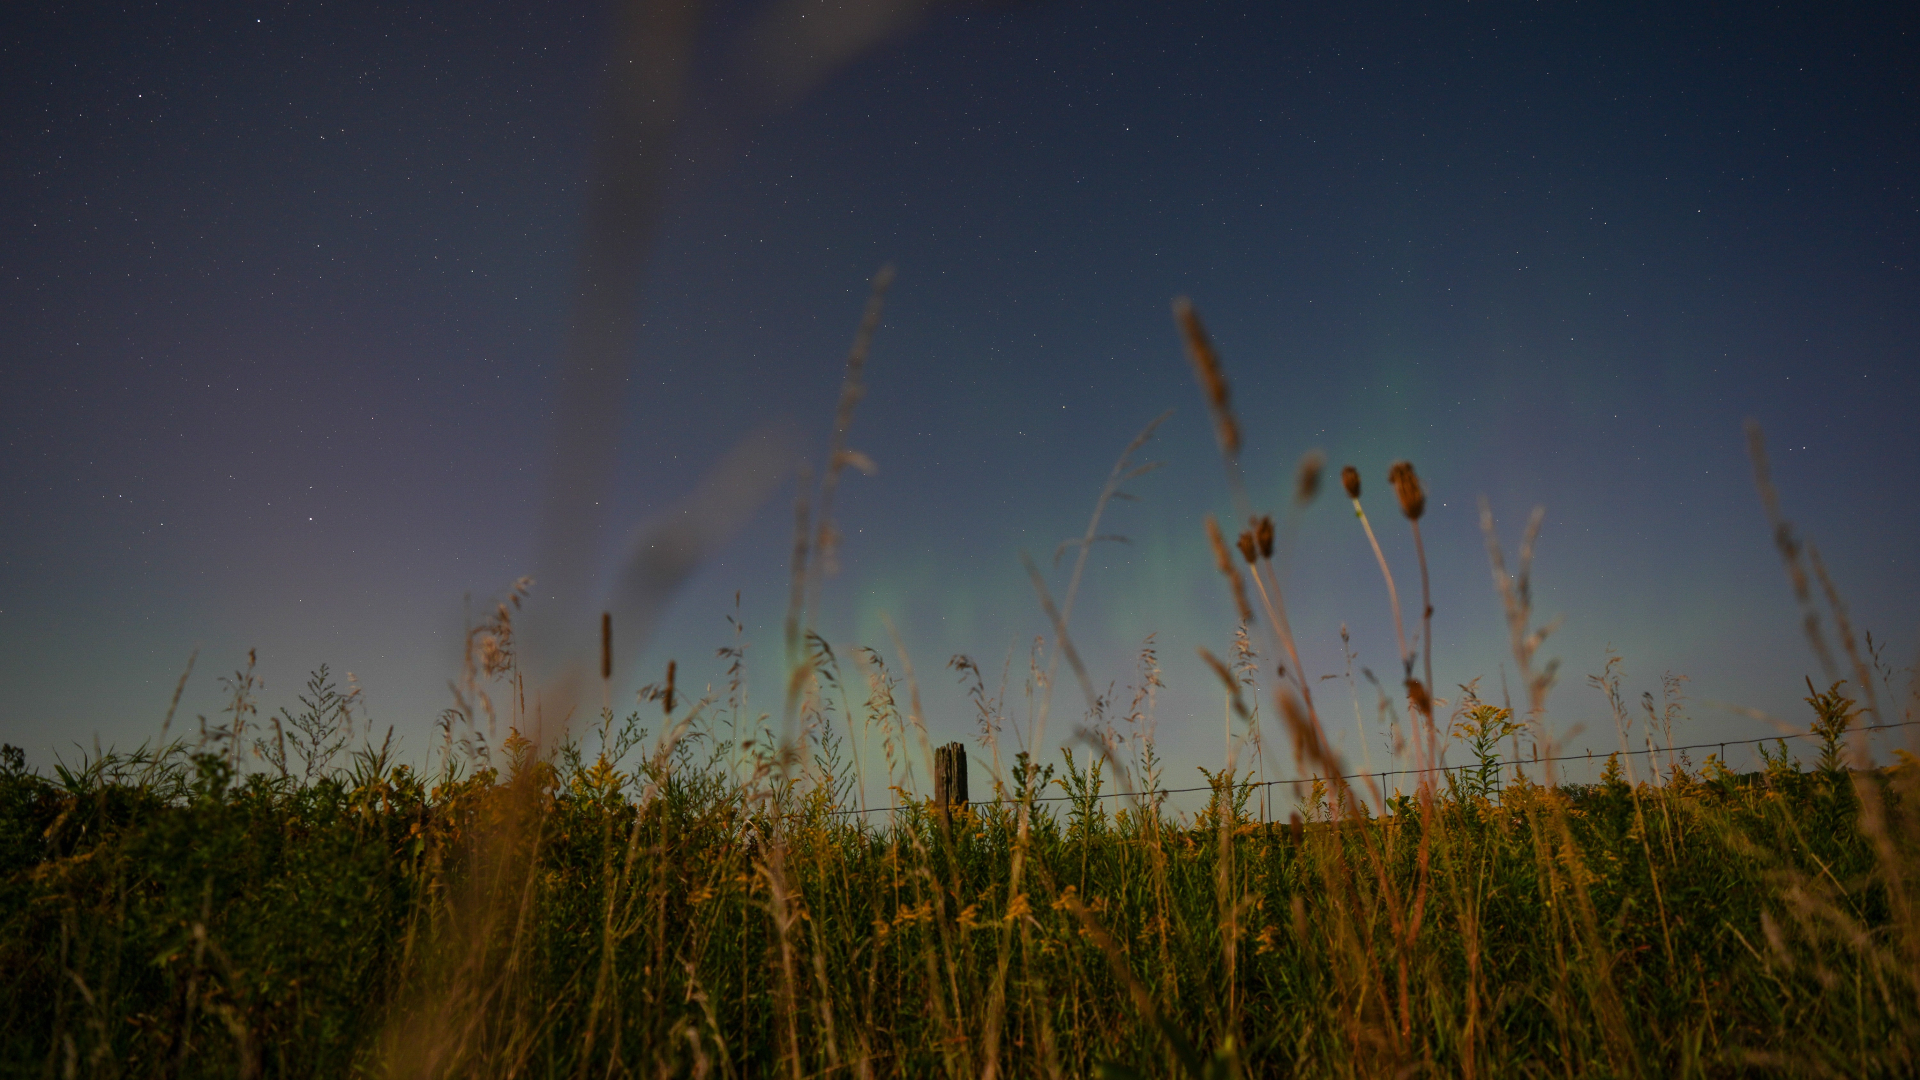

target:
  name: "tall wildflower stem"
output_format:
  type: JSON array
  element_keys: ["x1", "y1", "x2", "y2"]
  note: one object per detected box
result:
[
  {"x1": 1350, "y1": 494, "x2": 1411, "y2": 678},
  {"x1": 1344, "y1": 461, "x2": 1414, "y2": 778},
  {"x1": 1244, "y1": 553, "x2": 1313, "y2": 718},
  {"x1": 1411, "y1": 518, "x2": 1435, "y2": 764},
  {"x1": 1387, "y1": 461, "x2": 1437, "y2": 784}
]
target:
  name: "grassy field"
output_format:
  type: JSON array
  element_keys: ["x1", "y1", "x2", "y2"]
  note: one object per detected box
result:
[
  {"x1": 2, "y1": 668, "x2": 1916, "y2": 1078},
  {"x1": 4, "y1": 296, "x2": 1916, "y2": 1077}
]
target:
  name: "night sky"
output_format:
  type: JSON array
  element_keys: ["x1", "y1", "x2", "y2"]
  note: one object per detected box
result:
[{"x1": 4, "y1": 1, "x2": 1917, "y2": 799}]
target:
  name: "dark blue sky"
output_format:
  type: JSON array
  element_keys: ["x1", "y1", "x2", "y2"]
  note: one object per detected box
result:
[{"x1": 3, "y1": 1, "x2": 1916, "y2": 796}]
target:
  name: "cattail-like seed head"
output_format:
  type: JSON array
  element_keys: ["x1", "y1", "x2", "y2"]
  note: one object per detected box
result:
[
  {"x1": 1256, "y1": 515, "x2": 1275, "y2": 559},
  {"x1": 1173, "y1": 297, "x2": 1240, "y2": 456},
  {"x1": 1205, "y1": 514, "x2": 1255, "y2": 625},
  {"x1": 1294, "y1": 450, "x2": 1325, "y2": 505},
  {"x1": 1341, "y1": 465, "x2": 1361, "y2": 499},
  {"x1": 1236, "y1": 530, "x2": 1257, "y2": 564},
  {"x1": 1388, "y1": 460, "x2": 1426, "y2": 521},
  {"x1": 600, "y1": 612, "x2": 612, "y2": 681},
  {"x1": 664, "y1": 660, "x2": 677, "y2": 716}
]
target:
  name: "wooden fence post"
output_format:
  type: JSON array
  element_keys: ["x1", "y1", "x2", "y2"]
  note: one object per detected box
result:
[{"x1": 934, "y1": 742, "x2": 968, "y2": 819}]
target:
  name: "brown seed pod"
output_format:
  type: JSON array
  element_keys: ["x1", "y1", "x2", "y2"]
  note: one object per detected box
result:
[
  {"x1": 1388, "y1": 461, "x2": 1426, "y2": 521},
  {"x1": 1341, "y1": 465, "x2": 1361, "y2": 499},
  {"x1": 1237, "y1": 530, "x2": 1257, "y2": 565},
  {"x1": 1295, "y1": 450, "x2": 1325, "y2": 505},
  {"x1": 1256, "y1": 515, "x2": 1275, "y2": 559}
]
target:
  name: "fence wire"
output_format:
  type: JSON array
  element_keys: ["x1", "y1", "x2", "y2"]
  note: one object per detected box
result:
[{"x1": 821, "y1": 718, "x2": 1920, "y2": 818}]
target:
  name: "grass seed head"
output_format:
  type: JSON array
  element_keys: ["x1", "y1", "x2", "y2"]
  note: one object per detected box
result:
[
  {"x1": 1206, "y1": 513, "x2": 1254, "y2": 625},
  {"x1": 1256, "y1": 515, "x2": 1275, "y2": 560},
  {"x1": 1237, "y1": 530, "x2": 1257, "y2": 565},
  {"x1": 1295, "y1": 450, "x2": 1325, "y2": 505},
  {"x1": 1173, "y1": 297, "x2": 1240, "y2": 456},
  {"x1": 1388, "y1": 460, "x2": 1426, "y2": 521},
  {"x1": 1341, "y1": 464, "x2": 1361, "y2": 499}
]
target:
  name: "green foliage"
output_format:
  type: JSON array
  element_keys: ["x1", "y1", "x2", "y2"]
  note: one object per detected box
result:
[
  {"x1": 1010, "y1": 749, "x2": 1055, "y2": 807},
  {"x1": 1194, "y1": 764, "x2": 1257, "y2": 830},
  {"x1": 1805, "y1": 678, "x2": 1859, "y2": 777},
  {"x1": 1056, "y1": 746, "x2": 1107, "y2": 843},
  {"x1": 5, "y1": 672, "x2": 1920, "y2": 1078},
  {"x1": 1599, "y1": 750, "x2": 1628, "y2": 792},
  {"x1": 1448, "y1": 698, "x2": 1522, "y2": 801}
]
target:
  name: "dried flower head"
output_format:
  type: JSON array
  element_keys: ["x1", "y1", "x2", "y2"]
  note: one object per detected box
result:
[
  {"x1": 1388, "y1": 460, "x2": 1426, "y2": 521},
  {"x1": 1256, "y1": 515, "x2": 1275, "y2": 559},
  {"x1": 1341, "y1": 465, "x2": 1361, "y2": 499},
  {"x1": 1173, "y1": 297, "x2": 1240, "y2": 456},
  {"x1": 480, "y1": 635, "x2": 508, "y2": 677},
  {"x1": 1294, "y1": 450, "x2": 1325, "y2": 505},
  {"x1": 1237, "y1": 530, "x2": 1257, "y2": 565},
  {"x1": 1205, "y1": 513, "x2": 1254, "y2": 625}
]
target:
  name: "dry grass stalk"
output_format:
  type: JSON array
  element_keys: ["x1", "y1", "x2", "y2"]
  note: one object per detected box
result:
[
  {"x1": 1173, "y1": 297, "x2": 1238, "y2": 458},
  {"x1": 786, "y1": 265, "x2": 894, "y2": 666},
  {"x1": 1245, "y1": 540, "x2": 1315, "y2": 720},
  {"x1": 1744, "y1": 420, "x2": 1840, "y2": 683},
  {"x1": 1205, "y1": 514, "x2": 1255, "y2": 627},
  {"x1": 987, "y1": 413, "x2": 1167, "y2": 1077},
  {"x1": 1198, "y1": 646, "x2": 1250, "y2": 727},
  {"x1": 783, "y1": 465, "x2": 814, "y2": 667},
  {"x1": 1343, "y1": 464, "x2": 1411, "y2": 683},
  {"x1": 1170, "y1": 296, "x2": 1451, "y2": 1072},
  {"x1": 1172, "y1": 298, "x2": 1252, "y2": 526},
  {"x1": 1807, "y1": 539, "x2": 1881, "y2": 726},
  {"x1": 1389, "y1": 462, "x2": 1437, "y2": 757},
  {"x1": 1482, "y1": 498, "x2": 1638, "y2": 1071},
  {"x1": 1735, "y1": 436, "x2": 1920, "y2": 1073}
]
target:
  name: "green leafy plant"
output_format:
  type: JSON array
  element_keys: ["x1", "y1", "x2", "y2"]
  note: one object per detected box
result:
[
  {"x1": 1448, "y1": 700, "x2": 1522, "y2": 801},
  {"x1": 1805, "y1": 677, "x2": 1859, "y2": 778}
]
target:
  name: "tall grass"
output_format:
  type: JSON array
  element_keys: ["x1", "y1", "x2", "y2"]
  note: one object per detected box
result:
[
  {"x1": 3, "y1": 295, "x2": 1918, "y2": 1078},
  {"x1": 5, "y1": 673, "x2": 1917, "y2": 1076}
]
